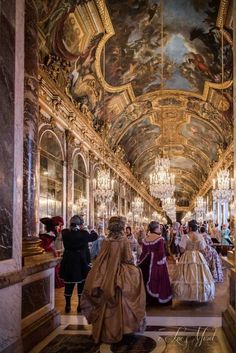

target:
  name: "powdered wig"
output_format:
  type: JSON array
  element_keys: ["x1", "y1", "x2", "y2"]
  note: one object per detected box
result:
[{"x1": 108, "y1": 216, "x2": 126, "y2": 239}]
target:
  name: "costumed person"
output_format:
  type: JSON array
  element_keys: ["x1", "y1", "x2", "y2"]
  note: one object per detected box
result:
[
  {"x1": 126, "y1": 226, "x2": 141, "y2": 263},
  {"x1": 162, "y1": 224, "x2": 170, "y2": 256},
  {"x1": 138, "y1": 221, "x2": 172, "y2": 305},
  {"x1": 170, "y1": 222, "x2": 181, "y2": 260},
  {"x1": 59, "y1": 215, "x2": 98, "y2": 313},
  {"x1": 90, "y1": 225, "x2": 105, "y2": 261},
  {"x1": 221, "y1": 224, "x2": 232, "y2": 245},
  {"x1": 210, "y1": 223, "x2": 221, "y2": 243},
  {"x1": 221, "y1": 223, "x2": 233, "y2": 256},
  {"x1": 81, "y1": 216, "x2": 146, "y2": 344},
  {"x1": 40, "y1": 216, "x2": 64, "y2": 288},
  {"x1": 199, "y1": 226, "x2": 223, "y2": 283},
  {"x1": 172, "y1": 220, "x2": 215, "y2": 302},
  {"x1": 136, "y1": 226, "x2": 146, "y2": 247}
]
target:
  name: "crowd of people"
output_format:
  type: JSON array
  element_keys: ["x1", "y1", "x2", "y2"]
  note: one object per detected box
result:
[{"x1": 38, "y1": 214, "x2": 234, "y2": 344}]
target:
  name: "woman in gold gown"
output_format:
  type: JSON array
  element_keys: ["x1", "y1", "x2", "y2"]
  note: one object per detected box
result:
[
  {"x1": 81, "y1": 216, "x2": 146, "y2": 344},
  {"x1": 172, "y1": 219, "x2": 215, "y2": 302}
]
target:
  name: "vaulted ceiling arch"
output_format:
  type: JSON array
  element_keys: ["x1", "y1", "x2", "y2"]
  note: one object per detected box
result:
[{"x1": 133, "y1": 143, "x2": 211, "y2": 174}]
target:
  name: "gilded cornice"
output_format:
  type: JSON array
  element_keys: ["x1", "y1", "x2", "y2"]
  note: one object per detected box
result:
[
  {"x1": 189, "y1": 142, "x2": 234, "y2": 210},
  {"x1": 38, "y1": 69, "x2": 162, "y2": 212}
]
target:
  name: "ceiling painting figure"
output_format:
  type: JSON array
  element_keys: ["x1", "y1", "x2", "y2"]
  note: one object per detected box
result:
[{"x1": 105, "y1": 0, "x2": 232, "y2": 94}]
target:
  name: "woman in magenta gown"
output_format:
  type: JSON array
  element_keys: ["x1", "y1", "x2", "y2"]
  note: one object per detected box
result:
[{"x1": 138, "y1": 221, "x2": 172, "y2": 304}]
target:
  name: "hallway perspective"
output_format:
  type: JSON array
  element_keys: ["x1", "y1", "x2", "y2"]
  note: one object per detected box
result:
[{"x1": 0, "y1": 0, "x2": 236, "y2": 352}]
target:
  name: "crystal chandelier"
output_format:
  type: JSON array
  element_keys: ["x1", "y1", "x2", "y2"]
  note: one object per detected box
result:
[
  {"x1": 162, "y1": 197, "x2": 176, "y2": 212},
  {"x1": 211, "y1": 23, "x2": 234, "y2": 205},
  {"x1": 195, "y1": 197, "x2": 206, "y2": 213},
  {"x1": 97, "y1": 202, "x2": 108, "y2": 218},
  {"x1": 194, "y1": 196, "x2": 206, "y2": 221},
  {"x1": 93, "y1": 167, "x2": 114, "y2": 204},
  {"x1": 212, "y1": 169, "x2": 234, "y2": 204},
  {"x1": 206, "y1": 211, "x2": 213, "y2": 221},
  {"x1": 166, "y1": 207, "x2": 176, "y2": 222},
  {"x1": 131, "y1": 197, "x2": 144, "y2": 215},
  {"x1": 152, "y1": 211, "x2": 161, "y2": 221},
  {"x1": 74, "y1": 196, "x2": 87, "y2": 215},
  {"x1": 162, "y1": 197, "x2": 176, "y2": 222},
  {"x1": 149, "y1": 157, "x2": 175, "y2": 199}
]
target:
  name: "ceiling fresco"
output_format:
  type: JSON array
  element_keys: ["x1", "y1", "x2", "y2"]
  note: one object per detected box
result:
[
  {"x1": 119, "y1": 118, "x2": 160, "y2": 163},
  {"x1": 37, "y1": 0, "x2": 233, "y2": 208},
  {"x1": 105, "y1": 0, "x2": 232, "y2": 94}
]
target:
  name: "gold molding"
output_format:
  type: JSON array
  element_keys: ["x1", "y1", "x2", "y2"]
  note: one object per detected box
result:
[
  {"x1": 216, "y1": 0, "x2": 231, "y2": 32},
  {"x1": 38, "y1": 69, "x2": 162, "y2": 212},
  {"x1": 94, "y1": 0, "x2": 135, "y2": 101},
  {"x1": 93, "y1": 0, "x2": 232, "y2": 106},
  {"x1": 113, "y1": 85, "x2": 232, "y2": 147}
]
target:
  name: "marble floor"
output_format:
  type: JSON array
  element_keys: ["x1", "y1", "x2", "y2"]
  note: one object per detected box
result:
[
  {"x1": 29, "y1": 263, "x2": 232, "y2": 352},
  {"x1": 55, "y1": 264, "x2": 229, "y2": 327},
  {"x1": 29, "y1": 315, "x2": 233, "y2": 353}
]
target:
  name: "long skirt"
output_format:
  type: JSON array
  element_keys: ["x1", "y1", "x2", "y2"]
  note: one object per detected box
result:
[
  {"x1": 139, "y1": 254, "x2": 172, "y2": 305},
  {"x1": 171, "y1": 250, "x2": 215, "y2": 302},
  {"x1": 201, "y1": 246, "x2": 223, "y2": 283},
  {"x1": 81, "y1": 263, "x2": 146, "y2": 343}
]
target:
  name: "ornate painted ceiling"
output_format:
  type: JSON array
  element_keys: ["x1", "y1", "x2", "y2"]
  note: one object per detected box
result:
[{"x1": 37, "y1": 0, "x2": 233, "y2": 208}]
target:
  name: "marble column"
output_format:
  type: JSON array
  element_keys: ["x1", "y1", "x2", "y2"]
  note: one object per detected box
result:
[{"x1": 22, "y1": 0, "x2": 42, "y2": 257}]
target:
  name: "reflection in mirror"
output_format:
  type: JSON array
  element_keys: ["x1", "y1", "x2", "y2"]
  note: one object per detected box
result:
[{"x1": 39, "y1": 131, "x2": 63, "y2": 218}]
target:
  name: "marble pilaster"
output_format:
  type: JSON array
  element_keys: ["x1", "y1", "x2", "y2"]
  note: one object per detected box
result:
[
  {"x1": 22, "y1": 0, "x2": 43, "y2": 256},
  {"x1": 0, "y1": 0, "x2": 16, "y2": 262},
  {"x1": 0, "y1": 1, "x2": 24, "y2": 351},
  {"x1": 23, "y1": 0, "x2": 38, "y2": 238}
]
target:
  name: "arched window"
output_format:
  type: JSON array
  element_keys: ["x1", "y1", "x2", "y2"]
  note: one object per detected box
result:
[
  {"x1": 39, "y1": 131, "x2": 64, "y2": 218},
  {"x1": 73, "y1": 154, "x2": 87, "y2": 215}
]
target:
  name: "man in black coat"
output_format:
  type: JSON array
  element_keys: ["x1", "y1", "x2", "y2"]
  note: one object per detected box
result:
[{"x1": 60, "y1": 215, "x2": 98, "y2": 313}]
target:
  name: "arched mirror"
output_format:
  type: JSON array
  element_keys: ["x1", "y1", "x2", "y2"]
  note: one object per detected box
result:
[
  {"x1": 73, "y1": 154, "x2": 87, "y2": 217},
  {"x1": 39, "y1": 131, "x2": 64, "y2": 218}
]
